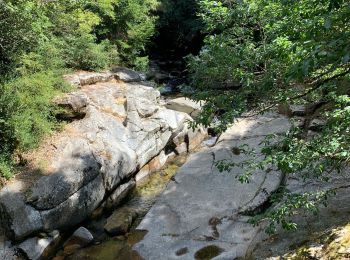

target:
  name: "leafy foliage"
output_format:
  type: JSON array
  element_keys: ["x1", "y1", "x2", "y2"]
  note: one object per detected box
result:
[
  {"x1": 153, "y1": 0, "x2": 204, "y2": 56},
  {"x1": 96, "y1": 0, "x2": 160, "y2": 70},
  {"x1": 0, "y1": 0, "x2": 159, "y2": 178},
  {"x1": 189, "y1": 0, "x2": 350, "y2": 232}
]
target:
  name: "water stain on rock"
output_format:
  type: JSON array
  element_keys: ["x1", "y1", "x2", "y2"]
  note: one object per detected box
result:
[
  {"x1": 231, "y1": 147, "x2": 241, "y2": 155},
  {"x1": 176, "y1": 247, "x2": 189, "y2": 256},
  {"x1": 209, "y1": 217, "x2": 222, "y2": 238},
  {"x1": 194, "y1": 245, "x2": 224, "y2": 260}
]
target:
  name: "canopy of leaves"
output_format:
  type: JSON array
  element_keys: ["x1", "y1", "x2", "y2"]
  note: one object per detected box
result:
[
  {"x1": 152, "y1": 0, "x2": 204, "y2": 57},
  {"x1": 189, "y1": 0, "x2": 350, "y2": 233}
]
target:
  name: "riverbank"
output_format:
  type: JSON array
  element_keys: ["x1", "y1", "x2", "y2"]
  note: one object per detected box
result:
[{"x1": 0, "y1": 69, "x2": 207, "y2": 259}]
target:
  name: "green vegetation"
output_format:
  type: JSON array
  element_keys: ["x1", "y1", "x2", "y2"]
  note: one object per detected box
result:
[
  {"x1": 1, "y1": 0, "x2": 349, "y2": 236},
  {"x1": 154, "y1": 0, "x2": 203, "y2": 56},
  {"x1": 188, "y1": 0, "x2": 350, "y2": 233},
  {"x1": 0, "y1": 0, "x2": 159, "y2": 178}
]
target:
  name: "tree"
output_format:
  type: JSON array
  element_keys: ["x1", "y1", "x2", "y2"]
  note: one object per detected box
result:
[
  {"x1": 153, "y1": 0, "x2": 204, "y2": 57},
  {"x1": 0, "y1": 0, "x2": 160, "y2": 178},
  {"x1": 189, "y1": 0, "x2": 350, "y2": 233}
]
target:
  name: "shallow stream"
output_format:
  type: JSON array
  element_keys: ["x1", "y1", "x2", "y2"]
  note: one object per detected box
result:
[{"x1": 56, "y1": 155, "x2": 189, "y2": 260}]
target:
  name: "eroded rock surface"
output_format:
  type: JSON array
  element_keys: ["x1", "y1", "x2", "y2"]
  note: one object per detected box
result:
[
  {"x1": 0, "y1": 70, "x2": 206, "y2": 242},
  {"x1": 250, "y1": 171, "x2": 350, "y2": 259},
  {"x1": 134, "y1": 112, "x2": 350, "y2": 259},
  {"x1": 134, "y1": 113, "x2": 290, "y2": 259},
  {"x1": 165, "y1": 97, "x2": 202, "y2": 118}
]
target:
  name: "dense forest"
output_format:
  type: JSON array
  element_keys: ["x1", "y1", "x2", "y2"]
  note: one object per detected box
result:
[{"x1": 1, "y1": 0, "x2": 350, "y2": 234}]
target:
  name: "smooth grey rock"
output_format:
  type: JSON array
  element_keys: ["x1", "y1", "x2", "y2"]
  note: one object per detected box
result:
[
  {"x1": 127, "y1": 83, "x2": 161, "y2": 103},
  {"x1": 152, "y1": 108, "x2": 189, "y2": 133},
  {"x1": 28, "y1": 138, "x2": 102, "y2": 210},
  {"x1": 165, "y1": 97, "x2": 202, "y2": 118},
  {"x1": 18, "y1": 231, "x2": 61, "y2": 260},
  {"x1": 0, "y1": 237, "x2": 16, "y2": 260},
  {"x1": 104, "y1": 180, "x2": 136, "y2": 209},
  {"x1": 18, "y1": 237, "x2": 52, "y2": 260},
  {"x1": 135, "y1": 98, "x2": 159, "y2": 118},
  {"x1": 70, "y1": 107, "x2": 137, "y2": 190},
  {"x1": 0, "y1": 183, "x2": 43, "y2": 240},
  {"x1": 0, "y1": 71, "x2": 204, "y2": 243},
  {"x1": 113, "y1": 67, "x2": 142, "y2": 82},
  {"x1": 134, "y1": 114, "x2": 289, "y2": 259},
  {"x1": 309, "y1": 118, "x2": 326, "y2": 131},
  {"x1": 217, "y1": 115, "x2": 290, "y2": 146},
  {"x1": 64, "y1": 227, "x2": 93, "y2": 248},
  {"x1": 40, "y1": 175, "x2": 105, "y2": 231},
  {"x1": 202, "y1": 137, "x2": 218, "y2": 147}
]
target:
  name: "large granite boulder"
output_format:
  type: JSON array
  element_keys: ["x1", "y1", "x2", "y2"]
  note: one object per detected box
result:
[
  {"x1": 0, "y1": 182, "x2": 43, "y2": 241},
  {"x1": 133, "y1": 114, "x2": 291, "y2": 259},
  {"x1": 0, "y1": 72, "x2": 202, "y2": 242}
]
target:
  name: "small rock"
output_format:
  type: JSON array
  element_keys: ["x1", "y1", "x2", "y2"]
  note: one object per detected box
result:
[
  {"x1": 309, "y1": 118, "x2": 326, "y2": 131},
  {"x1": 64, "y1": 227, "x2": 94, "y2": 248},
  {"x1": 0, "y1": 182, "x2": 43, "y2": 241},
  {"x1": 18, "y1": 236, "x2": 54, "y2": 260},
  {"x1": 202, "y1": 137, "x2": 218, "y2": 147},
  {"x1": 165, "y1": 97, "x2": 202, "y2": 118},
  {"x1": 104, "y1": 208, "x2": 137, "y2": 236},
  {"x1": 112, "y1": 67, "x2": 142, "y2": 82},
  {"x1": 54, "y1": 92, "x2": 89, "y2": 120},
  {"x1": 175, "y1": 142, "x2": 188, "y2": 155},
  {"x1": 135, "y1": 165, "x2": 150, "y2": 182},
  {"x1": 290, "y1": 105, "x2": 307, "y2": 116},
  {"x1": 278, "y1": 103, "x2": 306, "y2": 117}
]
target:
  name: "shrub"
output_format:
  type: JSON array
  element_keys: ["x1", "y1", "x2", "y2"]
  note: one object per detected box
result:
[
  {"x1": 0, "y1": 0, "x2": 160, "y2": 179},
  {"x1": 0, "y1": 71, "x2": 70, "y2": 178}
]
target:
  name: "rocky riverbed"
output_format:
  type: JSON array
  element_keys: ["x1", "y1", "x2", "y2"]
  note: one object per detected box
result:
[
  {"x1": 0, "y1": 68, "x2": 206, "y2": 259},
  {"x1": 1, "y1": 68, "x2": 350, "y2": 260},
  {"x1": 132, "y1": 111, "x2": 350, "y2": 259}
]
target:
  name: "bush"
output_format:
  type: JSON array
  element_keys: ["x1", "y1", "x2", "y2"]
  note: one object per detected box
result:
[
  {"x1": 189, "y1": 0, "x2": 350, "y2": 233},
  {"x1": 0, "y1": 0, "x2": 161, "y2": 178},
  {"x1": 0, "y1": 71, "x2": 70, "y2": 178},
  {"x1": 97, "y1": 0, "x2": 160, "y2": 69}
]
